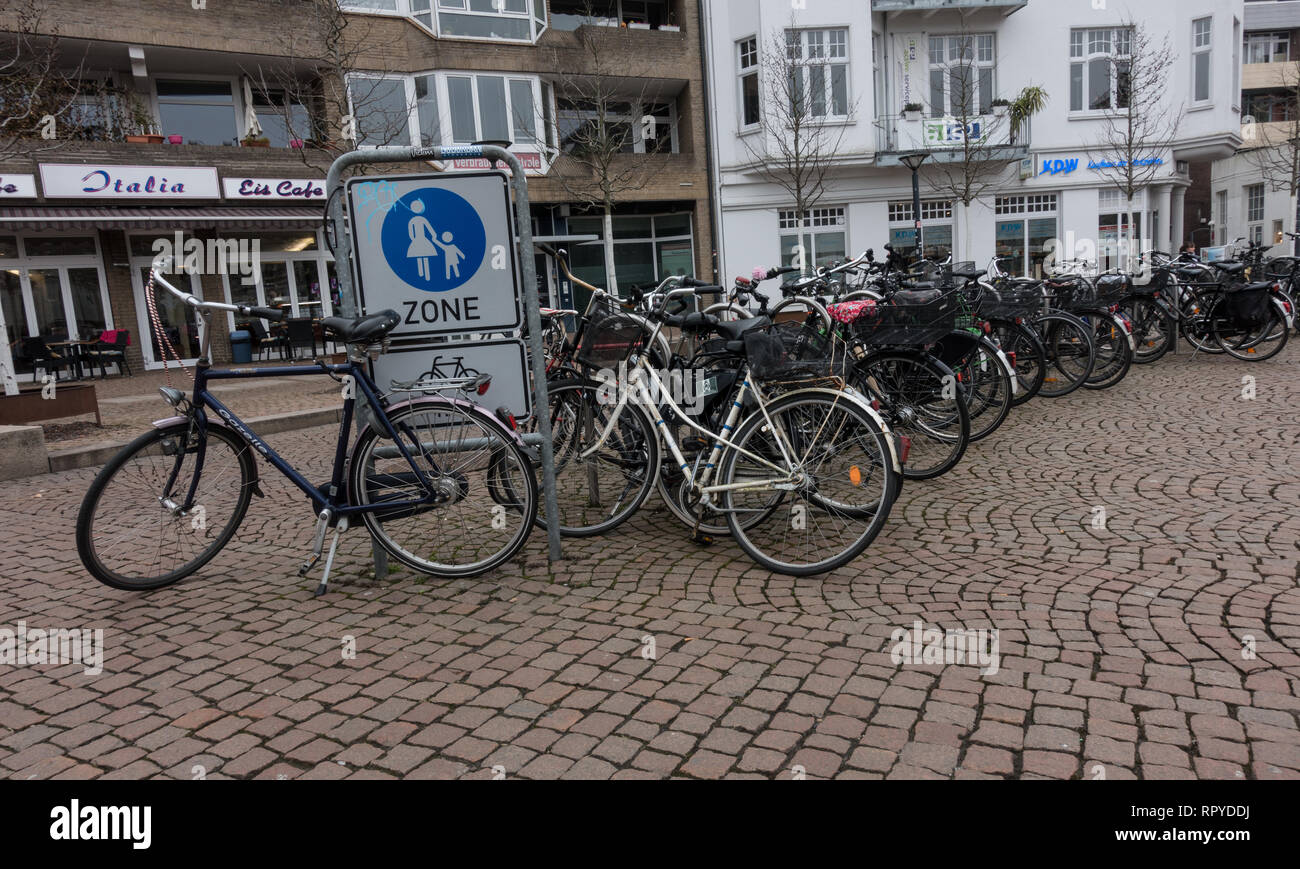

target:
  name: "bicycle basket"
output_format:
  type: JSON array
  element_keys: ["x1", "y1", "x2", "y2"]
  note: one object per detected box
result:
[
  {"x1": 977, "y1": 285, "x2": 1042, "y2": 320},
  {"x1": 742, "y1": 321, "x2": 846, "y2": 382},
  {"x1": 1046, "y1": 277, "x2": 1095, "y2": 310},
  {"x1": 1094, "y1": 274, "x2": 1131, "y2": 305},
  {"x1": 851, "y1": 290, "x2": 961, "y2": 348},
  {"x1": 1223, "y1": 282, "x2": 1271, "y2": 327},
  {"x1": 576, "y1": 294, "x2": 645, "y2": 369}
]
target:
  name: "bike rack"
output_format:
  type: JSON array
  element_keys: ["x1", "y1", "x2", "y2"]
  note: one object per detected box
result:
[{"x1": 325, "y1": 145, "x2": 564, "y2": 571}]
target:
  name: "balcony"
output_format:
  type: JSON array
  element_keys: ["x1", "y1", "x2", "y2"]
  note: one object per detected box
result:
[
  {"x1": 871, "y1": 0, "x2": 1028, "y2": 13},
  {"x1": 1243, "y1": 60, "x2": 1300, "y2": 91},
  {"x1": 875, "y1": 111, "x2": 1028, "y2": 166}
]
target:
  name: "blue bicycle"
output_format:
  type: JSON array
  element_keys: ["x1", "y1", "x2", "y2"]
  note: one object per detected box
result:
[{"x1": 76, "y1": 266, "x2": 537, "y2": 594}]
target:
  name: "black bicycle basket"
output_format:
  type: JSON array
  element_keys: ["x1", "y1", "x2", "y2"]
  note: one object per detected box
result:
[
  {"x1": 851, "y1": 289, "x2": 961, "y2": 348},
  {"x1": 977, "y1": 285, "x2": 1042, "y2": 320},
  {"x1": 742, "y1": 321, "x2": 845, "y2": 382},
  {"x1": 576, "y1": 294, "x2": 645, "y2": 369}
]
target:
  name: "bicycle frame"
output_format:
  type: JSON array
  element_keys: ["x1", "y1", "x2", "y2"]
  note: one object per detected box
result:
[{"x1": 145, "y1": 268, "x2": 442, "y2": 522}]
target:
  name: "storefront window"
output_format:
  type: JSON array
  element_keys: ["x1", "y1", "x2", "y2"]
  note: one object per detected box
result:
[
  {"x1": 779, "y1": 207, "x2": 848, "y2": 276},
  {"x1": 887, "y1": 200, "x2": 952, "y2": 265},
  {"x1": 0, "y1": 236, "x2": 113, "y2": 368},
  {"x1": 137, "y1": 265, "x2": 203, "y2": 361},
  {"x1": 564, "y1": 212, "x2": 695, "y2": 304},
  {"x1": 994, "y1": 195, "x2": 1058, "y2": 277}
]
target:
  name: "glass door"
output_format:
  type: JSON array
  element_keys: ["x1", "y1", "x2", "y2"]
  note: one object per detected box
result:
[{"x1": 132, "y1": 266, "x2": 205, "y2": 365}]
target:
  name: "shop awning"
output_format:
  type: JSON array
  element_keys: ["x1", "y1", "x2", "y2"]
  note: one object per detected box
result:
[{"x1": 0, "y1": 205, "x2": 325, "y2": 231}]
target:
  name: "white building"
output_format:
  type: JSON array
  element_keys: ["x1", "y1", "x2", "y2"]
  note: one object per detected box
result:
[
  {"x1": 1210, "y1": 0, "x2": 1300, "y2": 256},
  {"x1": 702, "y1": 0, "x2": 1244, "y2": 280}
]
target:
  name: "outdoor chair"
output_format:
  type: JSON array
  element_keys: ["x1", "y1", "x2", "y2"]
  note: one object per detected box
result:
[
  {"x1": 85, "y1": 329, "x2": 133, "y2": 377},
  {"x1": 21, "y1": 336, "x2": 78, "y2": 382}
]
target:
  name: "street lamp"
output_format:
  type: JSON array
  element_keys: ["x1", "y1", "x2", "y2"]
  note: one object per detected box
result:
[{"x1": 898, "y1": 151, "x2": 929, "y2": 263}]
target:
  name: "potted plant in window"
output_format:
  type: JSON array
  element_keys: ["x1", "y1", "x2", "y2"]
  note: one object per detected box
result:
[
  {"x1": 902, "y1": 103, "x2": 924, "y2": 122},
  {"x1": 629, "y1": 20, "x2": 650, "y2": 30},
  {"x1": 122, "y1": 93, "x2": 163, "y2": 143},
  {"x1": 167, "y1": 134, "x2": 184, "y2": 145},
  {"x1": 990, "y1": 98, "x2": 1011, "y2": 120},
  {"x1": 241, "y1": 132, "x2": 271, "y2": 148}
]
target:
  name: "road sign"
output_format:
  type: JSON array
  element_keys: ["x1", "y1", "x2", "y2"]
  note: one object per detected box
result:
[
  {"x1": 371, "y1": 337, "x2": 532, "y2": 421},
  {"x1": 346, "y1": 171, "x2": 522, "y2": 338}
]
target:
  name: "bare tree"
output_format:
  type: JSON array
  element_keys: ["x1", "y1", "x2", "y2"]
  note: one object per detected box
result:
[
  {"x1": 548, "y1": 8, "x2": 678, "y2": 295},
  {"x1": 740, "y1": 20, "x2": 855, "y2": 274},
  {"x1": 1240, "y1": 63, "x2": 1300, "y2": 256},
  {"x1": 0, "y1": 0, "x2": 85, "y2": 162},
  {"x1": 921, "y1": 31, "x2": 1043, "y2": 262},
  {"x1": 242, "y1": 0, "x2": 408, "y2": 171},
  {"x1": 1090, "y1": 21, "x2": 1180, "y2": 271}
]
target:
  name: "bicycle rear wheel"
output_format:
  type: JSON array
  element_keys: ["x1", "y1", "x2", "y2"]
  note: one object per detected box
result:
[
  {"x1": 1122, "y1": 296, "x2": 1173, "y2": 364},
  {"x1": 1211, "y1": 298, "x2": 1290, "y2": 361},
  {"x1": 1079, "y1": 309, "x2": 1133, "y2": 390},
  {"x1": 718, "y1": 391, "x2": 897, "y2": 575},
  {"x1": 1034, "y1": 313, "x2": 1095, "y2": 397},
  {"x1": 851, "y1": 350, "x2": 968, "y2": 480},
  {"x1": 531, "y1": 378, "x2": 658, "y2": 536},
  {"x1": 76, "y1": 422, "x2": 256, "y2": 590},
  {"x1": 350, "y1": 399, "x2": 537, "y2": 577},
  {"x1": 988, "y1": 319, "x2": 1045, "y2": 406}
]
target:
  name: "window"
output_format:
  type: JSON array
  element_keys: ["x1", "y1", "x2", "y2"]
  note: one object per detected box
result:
[
  {"x1": 738, "y1": 37, "x2": 760, "y2": 128},
  {"x1": 341, "y1": 0, "x2": 547, "y2": 42},
  {"x1": 1099, "y1": 188, "x2": 1143, "y2": 271},
  {"x1": 928, "y1": 33, "x2": 994, "y2": 117},
  {"x1": 1247, "y1": 183, "x2": 1265, "y2": 245},
  {"x1": 0, "y1": 236, "x2": 113, "y2": 373},
  {"x1": 1069, "y1": 27, "x2": 1131, "y2": 112},
  {"x1": 1243, "y1": 91, "x2": 1296, "y2": 123},
  {"x1": 557, "y1": 98, "x2": 677, "y2": 154},
  {"x1": 1245, "y1": 31, "x2": 1288, "y2": 64},
  {"x1": 786, "y1": 28, "x2": 850, "y2": 119},
  {"x1": 1274, "y1": 219, "x2": 1284, "y2": 245},
  {"x1": 351, "y1": 77, "x2": 412, "y2": 147},
  {"x1": 155, "y1": 79, "x2": 239, "y2": 145},
  {"x1": 1216, "y1": 190, "x2": 1228, "y2": 245},
  {"x1": 564, "y1": 213, "x2": 694, "y2": 300},
  {"x1": 252, "y1": 89, "x2": 313, "y2": 147},
  {"x1": 995, "y1": 195, "x2": 1058, "y2": 278},
  {"x1": 550, "y1": 0, "x2": 671, "y2": 32},
  {"x1": 1192, "y1": 17, "x2": 1212, "y2": 104},
  {"x1": 779, "y1": 207, "x2": 847, "y2": 275},
  {"x1": 349, "y1": 72, "x2": 546, "y2": 155},
  {"x1": 887, "y1": 200, "x2": 951, "y2": 264}
]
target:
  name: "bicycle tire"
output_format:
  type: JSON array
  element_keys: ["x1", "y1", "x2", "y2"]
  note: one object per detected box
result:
[
  {"x1": 1033, "y1": 313, "x2": 1095, "y2": 397},
  {"x1": 76, "y1": 422, "x2": 256, "y2": 591},
  {"x1": 850, "y1": 350, "x2": 969, "y2": 480},
  {"x1": 350, "y1": 399, "x2": 537, "y2": 577}
]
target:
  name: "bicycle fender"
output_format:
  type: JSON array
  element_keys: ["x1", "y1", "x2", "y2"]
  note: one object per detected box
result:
[
  {"x1": 771, "y1": 386, "x2": 903, "y2": 474},
  {"x1": 1273, "y1": 296, "x2": 1295, "y2": 329},
  {"x1": 364, "y1": 395, "x2": 529, "y2": 451},
  {"x1": 987, "y1": 344, "x2": 1019, "y2": 395}
]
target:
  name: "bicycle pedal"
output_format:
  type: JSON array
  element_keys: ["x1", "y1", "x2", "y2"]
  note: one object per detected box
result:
[
  {"x1": 691, "y1": 532, "x2": 715, "y2": 546},
  {"x1": 297, "y1": 554, "x2": 320, "y2": 577}
]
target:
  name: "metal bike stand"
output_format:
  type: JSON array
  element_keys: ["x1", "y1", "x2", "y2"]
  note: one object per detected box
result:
[{"x1": 325, "y1": 145, "x2": 564, "y2": 572}]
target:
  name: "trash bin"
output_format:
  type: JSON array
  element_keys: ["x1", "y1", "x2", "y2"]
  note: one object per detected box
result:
[{"x1": 229, "y1": 330, "x2": 252, "y2": 364}]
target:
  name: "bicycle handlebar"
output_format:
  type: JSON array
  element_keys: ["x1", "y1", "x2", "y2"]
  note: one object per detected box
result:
[{"x1": 149, "y1": 261, "x2": 286, "y2": 321}]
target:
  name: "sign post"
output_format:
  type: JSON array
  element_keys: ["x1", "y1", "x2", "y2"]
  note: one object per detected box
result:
[{"x1": 326, "y1": 145, "x2": 563, "y2": 564}]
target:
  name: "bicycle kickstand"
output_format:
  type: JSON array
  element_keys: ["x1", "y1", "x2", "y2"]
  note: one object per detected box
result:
[{"x1": 314, "y1": 517, "x2": 349, "y2": 597}]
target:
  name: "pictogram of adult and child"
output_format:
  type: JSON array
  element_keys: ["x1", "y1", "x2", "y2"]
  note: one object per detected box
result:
[{"x1": 405, "y1": 199, "x2": 465, "y2": 282}]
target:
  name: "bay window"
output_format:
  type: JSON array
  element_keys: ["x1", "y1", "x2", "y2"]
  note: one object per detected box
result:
[{"x1": 341, "y1": 0, "x2": 546, "y2": 42}]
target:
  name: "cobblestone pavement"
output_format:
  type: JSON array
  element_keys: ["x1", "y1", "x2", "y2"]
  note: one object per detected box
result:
[
  {"x1": 1, "y1": 346, "x2": 1298, "y2": 780},
  {"x1": 35, "y1": 365, "x2": 344, "y2": 453}
]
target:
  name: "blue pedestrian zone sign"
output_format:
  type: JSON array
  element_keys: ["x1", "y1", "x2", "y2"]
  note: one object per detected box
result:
[{"x1": 347, "y1": 171, "x2": 521, "y2": 338}]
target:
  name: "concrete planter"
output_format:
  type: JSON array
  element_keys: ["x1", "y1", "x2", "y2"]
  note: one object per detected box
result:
[{"x1": 0, "y1": 383, "x2": 101, "y2": 427}]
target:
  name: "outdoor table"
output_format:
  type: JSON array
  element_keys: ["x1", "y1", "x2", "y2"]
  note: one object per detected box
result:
[{"x1": 45, "y1": 339, "x2": 96, "y2": 380}]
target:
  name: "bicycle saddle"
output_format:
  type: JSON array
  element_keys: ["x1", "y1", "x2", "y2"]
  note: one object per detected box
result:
[
  {"x1": 319, "y1": 309, "x2": 401, "y2": 344},
  {"x1": 891, "y1": 288, "x2": 942, "y2": 305},
  {"x1": 951, "y1": 267, "x2": 986, "y2": 281},
  {"x1": 1210, "y1": 262, "x2": 1245, "y2": 274},
  {"x1": 663, "y1": 312, "x2": 770, "y2": 340}
]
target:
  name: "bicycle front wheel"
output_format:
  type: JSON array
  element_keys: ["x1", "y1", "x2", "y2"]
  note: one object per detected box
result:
[
  {"x1": 76, "y1": 422, "x2": 256, "y2": 591},
  {"x1": 350, "y1": 400, "x2": 537, "y2": 578},
  {"x1": 1034, "y1": 313, "x2": 1095, "y2": 397},
  {"x1": 851, "y1": 350, "x2": 968, "y2": 480},
  {"x1": 718, "y1": 392, "x2": 897, "y2": 575}
]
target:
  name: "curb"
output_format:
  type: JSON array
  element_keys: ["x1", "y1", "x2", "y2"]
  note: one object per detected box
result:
[{"x1": 44, "y1": 406, "x2": 344, "y2": 474}]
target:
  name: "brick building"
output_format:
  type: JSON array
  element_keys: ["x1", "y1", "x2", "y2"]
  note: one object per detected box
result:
[{"x1": 0, "y1": 0, "x2": 712, "y2": 375}]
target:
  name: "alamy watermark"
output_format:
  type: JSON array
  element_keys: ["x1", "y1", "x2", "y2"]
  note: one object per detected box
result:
[
  {"x1": 595, "y1": 362, "x2": 709, "y2": 415},
  {"x1": 889, "y1": 620, "x2": 1000, "y2": 676},
  {"x1": 0, "y1": 621, "x2": 104, "y2": 675},
  {"x1": 151, "y1": 231, "x2": 261, "y2": 284}
]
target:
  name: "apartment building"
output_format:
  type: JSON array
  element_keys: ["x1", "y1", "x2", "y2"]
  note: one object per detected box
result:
[
  {"x1": 702, "y1": 0, "x2": 1244, "y2": 282},
  {"x1": 1210, "y1": 0, "x2": 1300, "y2": 254},
  {"x1": 0, "y1": 0, "x2": 711, "y2": 376}
]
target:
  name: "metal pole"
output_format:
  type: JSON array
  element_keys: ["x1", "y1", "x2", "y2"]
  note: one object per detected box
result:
[
  {"x1": 911, "y1": 166, "x2": 923, "y2": 264},
  {"x1": 324, "y1": 144, "x2": 563, "y2": 563}
]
